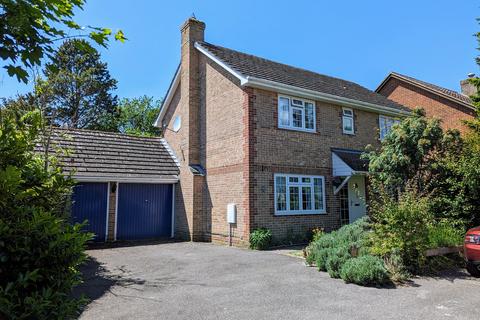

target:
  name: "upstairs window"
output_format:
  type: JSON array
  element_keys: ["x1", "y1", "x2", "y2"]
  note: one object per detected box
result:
[
  {"x1": 278, "y1": 96, "x2": 316, "y2": 132},
  {"x1": 342, "y1": 108, "x2": 354, "y2": 135},
  {"x1": 379, "y1": 115, "x2": 400, "y2": 140},
  {"x1": 274, "y1": 174, "x2": 326, "y2": 215}
]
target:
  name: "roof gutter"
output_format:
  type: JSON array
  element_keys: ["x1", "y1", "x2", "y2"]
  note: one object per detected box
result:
[
  {"x1": 245, "y1": 76, "x2": 410, "y2": 117},
  {"x1": 74, "y1": 176, "x2": 179, "y2": 184}
]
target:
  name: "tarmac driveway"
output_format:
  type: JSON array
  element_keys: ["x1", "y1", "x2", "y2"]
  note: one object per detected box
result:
[{"x1": 77, "y1": 242, "x2": 479, "y2": 320}]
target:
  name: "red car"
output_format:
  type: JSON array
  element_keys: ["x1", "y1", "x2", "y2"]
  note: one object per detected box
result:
[{"x1": 465, "y1": 226, "x2": 480, "y2": 277}]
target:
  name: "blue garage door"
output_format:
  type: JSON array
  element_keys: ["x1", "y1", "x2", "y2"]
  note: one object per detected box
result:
[
  {"x1": 116, "y1": 183, "x2": 173, "y2": 240},
  {"x1": 71, "y1": 182, "x2": 108, "y2": 242}
]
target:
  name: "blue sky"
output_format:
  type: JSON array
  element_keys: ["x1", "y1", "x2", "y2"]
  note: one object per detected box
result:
[{"x1": 1, "y1": 1, "x2": 478, "y2": 100}]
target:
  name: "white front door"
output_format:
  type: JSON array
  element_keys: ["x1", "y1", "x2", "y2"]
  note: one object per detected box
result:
[{"x1": 347, "y1": 175, "x2": 366, "y2": 223}]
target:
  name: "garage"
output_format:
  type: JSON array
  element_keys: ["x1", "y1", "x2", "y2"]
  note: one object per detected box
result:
[
  {"x1": 71, "y1": 182, "x2": 109, "y2": 242},
  {"x1": 116, "y1": 183, "x2": 173, "y2": 240},
  {"x1": 48, "y1": 128, "x2": 179, "y2": 242}
]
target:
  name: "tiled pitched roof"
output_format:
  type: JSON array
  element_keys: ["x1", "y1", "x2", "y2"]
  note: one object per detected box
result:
[
  {"x1": 331, "y1": 148, "x2": 369, "y2": 172},
  {"x1": 37, "y1": 128, "x2": 179, "y2": 181},
  {"x1": 197, "y1": 41, "x2": 410, "y2": 113},
  {"x1": 379, "y1": 72, "x2": 473, "y2": 107}
]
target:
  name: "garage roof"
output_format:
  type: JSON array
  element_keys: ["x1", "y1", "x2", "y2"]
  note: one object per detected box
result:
[{"x1": 40, "y1": 128, "x2": 179, "y2": 183}]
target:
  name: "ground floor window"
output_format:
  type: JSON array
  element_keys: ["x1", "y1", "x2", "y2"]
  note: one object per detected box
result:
[{"x1": 274, "y1": 174, "x2": 326, "y2": 215}]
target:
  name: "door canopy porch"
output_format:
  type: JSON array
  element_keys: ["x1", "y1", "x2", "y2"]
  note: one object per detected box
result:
[{"x1": 331, "y1": 148, "x2": 369, "y2": 194}]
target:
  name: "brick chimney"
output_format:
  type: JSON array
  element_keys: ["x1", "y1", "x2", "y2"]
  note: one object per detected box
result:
[
  {"x1": 178, "y1": 17, "x2": 206, "y2": 241},
  {"x1": 180, "y1": 17, "x2": 205, "y2": 165},
  {"x1": 460, "y1": 73, "x2": 477, "y2": 97}
]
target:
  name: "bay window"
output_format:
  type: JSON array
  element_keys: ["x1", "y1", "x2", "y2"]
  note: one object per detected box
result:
[
  {"x1": 278, "y1": 96, "x2": 316, "y2": 132},
  {"x1": 274, "y1": 174, "x2": 326, "y2": 215}
]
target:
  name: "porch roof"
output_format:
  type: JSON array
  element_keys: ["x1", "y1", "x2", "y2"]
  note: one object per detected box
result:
[{"x1": 331, "y1": 148, "x2": 369, "y2": 177}]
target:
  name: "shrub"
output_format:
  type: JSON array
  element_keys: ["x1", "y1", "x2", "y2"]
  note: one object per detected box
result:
[
  {"x1": 0, "y1": 110, "x2": 91, "y2": 319},
  {"x1": 370, "y1": 191, "x2": 432, "y2": 272},
  {"x1": 340, "y1": 255, "x2": 389, "y2": 285},
  {"x1": 326, "y1": 246, "x2": 351, "y2": 278},
  {"x1": 249, "y1": 228, "x2": 272, "y2": 250},
  {"x1": 315, "y1": 248, "x2": 331, "y2": 272},
  {"x1": 304, "y1": 232, "x2": 336, "y2": 265},
  {"x1": 334, "y1": 217, "x2": 370, "y2": 247},
  {"x1": 383, "y1": 249, "x2": 410, "y2": 283},
  {"x1": 313, "y1": 232, "x2": 337, "y2": 249},
  {"x1": 305, "y1": 218, "x2": 371, "y2": 269},
  {"x1": 427, "y1": 221, "x2": 464, "y2": 249}
]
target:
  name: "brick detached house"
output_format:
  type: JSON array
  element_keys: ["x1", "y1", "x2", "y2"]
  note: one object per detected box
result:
[
  {"x1": 154, "y1": 18, "x2": 410, "y2": 246},
  {"x1": 376, "y1": 72, "x2": 476, "y2": 132}
]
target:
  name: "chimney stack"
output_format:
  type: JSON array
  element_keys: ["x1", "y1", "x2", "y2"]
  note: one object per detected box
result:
[
  {"x1": 177, "y1": 17, "x2": 207, "y2": 241},
  {"x1": 460, "y1": 73, "x2": 477, "y2": 97},
  {"x1": 180, "y1": 17, "x2": 205, "y2": 164}
]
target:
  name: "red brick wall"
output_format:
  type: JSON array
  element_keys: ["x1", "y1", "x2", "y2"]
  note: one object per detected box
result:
[
  {"x1": 163, "y1": 48, "x2": 248, "y2": 245},
  {"x1": 198, "y1": 55, "x2": 248, "y2": 246},
  {"x1": 248, "y1": 88, "x2": 381, "y2": 242},
  {"x1": 378, "y1": 78, "x2": 475, "y2": 133},
  {"x1": 165, "y1": 72, "x2": 386, "y2": 244},
  {"x1": 163, "y1": 85, "x2": 196, "y2": 240}
]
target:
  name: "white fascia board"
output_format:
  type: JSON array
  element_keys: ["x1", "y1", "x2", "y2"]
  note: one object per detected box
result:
[
  {"x1": 194, "y1": 42, "x2": 249, "y2": 85},
  {"x1": 161, "y1": 138, "x2": 180, "y2": 167},
  {"x1": 74, "y1": 176, "x2": 179, "y2": 184},
  {"x1": 154, "y1": 67, "x2": 181, "y2": 128},
  {"x1": 245, "y1": 76, "x2": 410, "y2": 117}
]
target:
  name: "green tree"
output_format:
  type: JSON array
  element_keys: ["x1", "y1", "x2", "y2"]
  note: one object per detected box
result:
[
  {"x1": 364, "y1": 108, "x2": 462, "y2": 196},
  {"x1": 117, "y1": 96, "x2": 161, "y2": 136},
  {"x1": 364, "y1": 109, "x2": 475, "y2": 225},
  {"x1": 466, "y1": 18, "x2": 480, "y2": 133},
  {"x1": 454, "y1": 19, "x2": 480, "y2": 227},
  {"x1": 0, "y1": 0, "x2": 126, "y2": 83},
  {"x1": 38, "y1": 39, "x2": 120, "y2": 131},
  {"x1": 0, "y1": 109, "x2": 91, "y2": 318}
]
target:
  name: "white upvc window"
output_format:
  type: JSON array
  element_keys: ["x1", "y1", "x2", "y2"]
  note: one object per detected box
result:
[
  {"x1": 278, "y1": 96, "x2": 316, "y2": 132},
  {"x1": 342, "y1": 108, "x2": 354, "y2": 135},
  {"x1": 274, "y1": 174, "x2": 326, "y2": 215},
  {"x1": 379, "y1": 115, "x2": 401, "y2": 140}
]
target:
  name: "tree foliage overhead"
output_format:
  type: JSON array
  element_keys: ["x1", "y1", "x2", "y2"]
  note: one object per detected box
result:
[
  {"x1": 117, "y1": 96, "x2": 161, "y2": 136},
  {"x1": 0, "y1": 0, "x2": 126, "y2": 83},
  {"x1": 38, "y1": 39, "x2": 120, "y2": 131}
]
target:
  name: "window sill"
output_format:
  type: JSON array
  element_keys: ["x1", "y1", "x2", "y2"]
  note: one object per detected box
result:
[
  {"x1": 274, "y1": 211, "x2": 327, "y2": 216},
  {"x1": 278, "y1": 125, "x2": 316, "y2": 134},
  {"x1": 342, "y1": 131, "x2": 355, "y2": 136}
]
